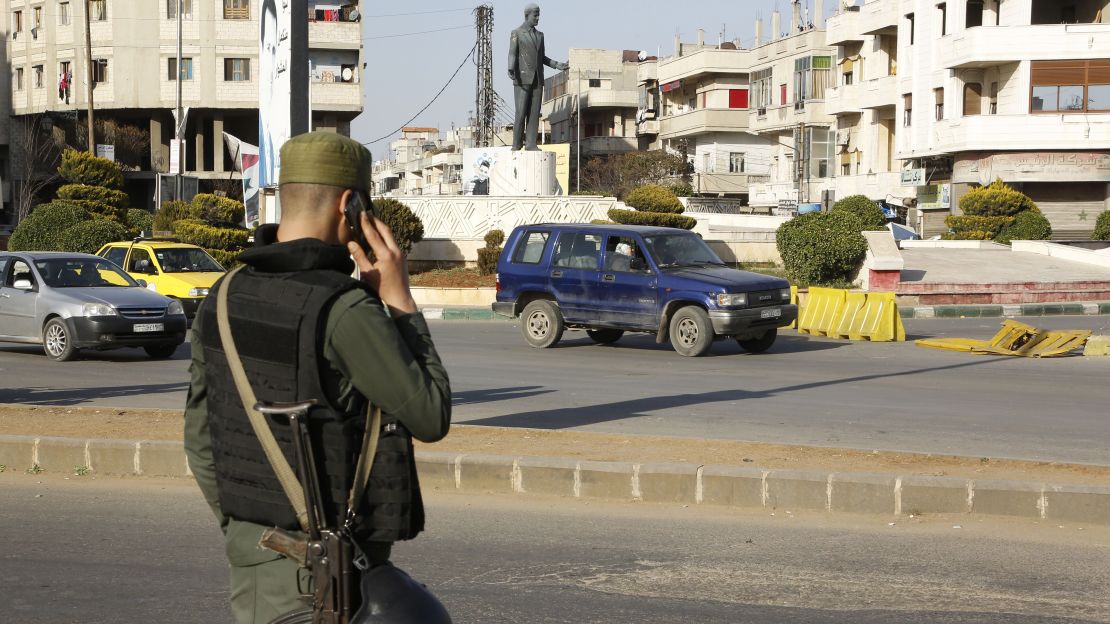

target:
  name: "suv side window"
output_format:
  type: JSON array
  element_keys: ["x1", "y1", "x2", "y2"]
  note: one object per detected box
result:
[
  {"x1": 102, "y1": 246, "x2": 127, "y2": 268},
  {"x1": 129, "y1": 248, "x2": 157, "y2": 274},
  {"x1": 552, "y1": 232, "x2": 601, "y2": 270},
  {"x1": 604, "y1": 236, "x2": 650, "y2": 273},
  {"x1": 512, "y1": 230, "x2": 550, "y2": 264}
]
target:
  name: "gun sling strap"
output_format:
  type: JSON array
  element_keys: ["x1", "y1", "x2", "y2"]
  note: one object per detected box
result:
[{"x1": 217, "y1": 265, "x2": 382, "y2": 534}]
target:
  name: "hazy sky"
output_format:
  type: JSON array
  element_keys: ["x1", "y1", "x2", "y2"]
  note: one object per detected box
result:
[{"x1": 351, "y1": 0, "x2": 837, "y2": 154}]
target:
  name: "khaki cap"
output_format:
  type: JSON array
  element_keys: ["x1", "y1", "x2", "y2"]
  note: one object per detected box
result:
[{"x1": 279, "y1": 132, "x2": 372, "y2": 192}]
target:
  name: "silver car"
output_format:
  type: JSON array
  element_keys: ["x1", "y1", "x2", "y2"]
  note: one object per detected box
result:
[{"x1": 0, "y1": 251, "x2": 188, "y2": 361}]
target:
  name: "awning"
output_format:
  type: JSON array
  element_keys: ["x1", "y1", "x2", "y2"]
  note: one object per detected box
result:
[{"x1": 661, "y1": 80, "x2": 682, "y2": 93}]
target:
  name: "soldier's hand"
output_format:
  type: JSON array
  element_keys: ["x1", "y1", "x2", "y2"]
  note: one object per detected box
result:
[{"x1": 348, "y1": 212, "x2": 418, "y2": 317}]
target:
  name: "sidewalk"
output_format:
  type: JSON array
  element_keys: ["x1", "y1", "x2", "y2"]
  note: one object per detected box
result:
[{"x1": 2, "y1": 406, "x2": 1107, "y2": 527}]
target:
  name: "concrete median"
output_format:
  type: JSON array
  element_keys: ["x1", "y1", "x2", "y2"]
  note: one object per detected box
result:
[{"x1": 4, "y1": 434, "x2": 1109, "y2": 527}]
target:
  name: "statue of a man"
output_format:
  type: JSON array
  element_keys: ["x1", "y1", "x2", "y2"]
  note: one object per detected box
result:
[{"x1": 507, "y1": 4, "x2": 568, "y2": 151}]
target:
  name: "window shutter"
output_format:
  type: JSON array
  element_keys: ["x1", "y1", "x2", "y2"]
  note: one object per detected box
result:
[
  {"x1": 1089, "y1": 61, "x2": 1110, "y2": 84},
  {"x1": 964, "y1": 83, "x2": 982, "y2": 115},
  {"x1": 904, "y1": 93, "x2": 912, "y2": 108},
  {"x1": 1031, "y1": 60, "x2": 1086, "y2": 85},
  {"x1": 934, "y1": 88, "x2": 944, "y2": 104},
  {"x1": 729, "y1": 89, "x2": 748, "y2": 109}
]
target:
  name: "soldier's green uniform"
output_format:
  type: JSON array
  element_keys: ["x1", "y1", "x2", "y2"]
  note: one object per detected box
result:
[{"x1": 184, "y1": 133, "x2": 451, "y2": 624}]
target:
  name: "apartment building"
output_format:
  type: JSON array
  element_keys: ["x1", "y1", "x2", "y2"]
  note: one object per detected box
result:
[
  {"x1": 745, "y1": 2, "x2": 840, "y2": 208},
  {"x1": 5, "y1": 0, "x2": 363, "y2": 210},
  {"x1": 371, "y1": 126, "x2": 476, "y2": 197},
  {"x1": 827, "y1": 0, "x2": 1110, "y2": 237},
  {"x1": 635, "y1": 32, "x2": 775, "y2": 199},
  {"x1": 541, "y1": 48, "x2": 641, "y2": 161}
]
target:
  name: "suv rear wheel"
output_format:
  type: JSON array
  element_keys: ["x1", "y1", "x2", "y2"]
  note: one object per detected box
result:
[
  {"x1": 520, "y1": 300, "x2": 564, "y2": 348},
  {"x1": 669, "y1": 306, "x2": 713, "y2": 357},
  {"x1": 737, "y1": 328, "x2": 777, "y2": 353},
  {"x1": 587, "y1": 329, "x2": 623, "y2": 344}
]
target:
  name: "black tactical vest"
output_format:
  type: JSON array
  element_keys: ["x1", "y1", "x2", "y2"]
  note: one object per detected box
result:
[{"x1": 200, "y1": 261, "x2": 423, "y2": 543}]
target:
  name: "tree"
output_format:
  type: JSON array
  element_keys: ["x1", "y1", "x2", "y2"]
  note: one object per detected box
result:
[
  {"x1": 580, "y1": 151, "x2": 689, "y2": 199},
  {"x1": 10, "y1": 115, "x2": 64, "y2": 224}
]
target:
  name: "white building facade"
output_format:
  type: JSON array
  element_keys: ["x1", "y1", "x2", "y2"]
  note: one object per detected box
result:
[{"x1": 541, "y1": 49, "x2": 642, "y2": 161}]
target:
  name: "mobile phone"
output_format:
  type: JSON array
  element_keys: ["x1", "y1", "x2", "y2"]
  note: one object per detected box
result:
[{"x1": 344, "y1": 192, "x2": 375, "y2": 254}]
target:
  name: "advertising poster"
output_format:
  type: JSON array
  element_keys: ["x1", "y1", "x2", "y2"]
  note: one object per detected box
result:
[
  {"x1": 258, "y1": 0, "x2": 291, "y2": 188},
  {"x1": 462, "y1": 145, "x2": 571, "y2": 195}
]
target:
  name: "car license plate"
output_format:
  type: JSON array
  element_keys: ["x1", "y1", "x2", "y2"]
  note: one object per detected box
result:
[
  {"x1": 133, "y1": 323, "x2": 164, "y2": 333},
  {"x1": 760, "y1": 308, "x2": 781, "y2": 319}
]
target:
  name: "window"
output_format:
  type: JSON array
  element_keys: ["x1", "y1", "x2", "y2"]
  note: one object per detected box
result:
[
  {"x1": 807, "y1": 127, "x2": 833, "y2": 179},
  {"x1": 14, "y1": 67, "x2": 24, "y2": 90},
  {"x1": 551, "y1": 232, "x2": 600, "y2": 270},
  {"x1": 92, "y1": 59, "x2": 108, "y2": 84},
  {"x1": 33, "y1": 65, "x2": 44, "y2": 88},
  {"x1": 966, "y1": 0, "x2": 984, "y2": 28},
  {"x1": 751, "y1": 68, "x2": 773, "y2": 112},
  {"x1": 168, "y1": 57, "x2": 193, "y2": 81},
  {"x1": 964, "y1": 82, "x2": 982, "y2": 116},
  {"x1": 687, "y1": 96, "x2": 696, "y2": 110},
  {"x1": 728, "y1": 89, "x2": 748, "y2": 109},
  {"x1": 32, "y1": 6, "x2": 42, "y2": 29},
  {"x1": 903, "y1": 93, "x2": 912, "y2": 126},
  {"x1": 167, "y1": 0, "x2": 192, "y2": 19},
  {"x1": 6, "y1": 260, "x2": 34, "y2": 288},
  {"x1": 512, "y1": 231, "x2": 549, "y2": 264},
  {"x1": 906, "y1": 13, "x2": 915, "y2": 45},
  {"x1": 102, "y1": 246, "x2": 127, "y2": 268},
  {"x1": 934, "y1": 87, "x2": 944, "y2": 120},
  {"x1": 780, "y1": 83, "x2": 787, "y2": 105},
  {"x1": 989, "y1": 82, "x2": 998, "y2": 114},
  {"x1": 604, "y1": 237, "x2": 649, "y2": 273},
  {"x1": 59, "y1": 60, "x2": 71, "y2": 102},
  {"x1": 90, "y1": 0, "x2": 106, "y2": 21},
  {"x1": 224, "y1": 0, "x2": 249, "y2": 20},
  {"x1": 938, "y1": 3, "x2": 947, "y2": 36},
  {"x1": 58, "y1": 1, "x2": 70, "y2": 25},
  {"x1": 128, "y1": 248, "x2": 156, "y2": 273},
  {"x1": 588, "y1": 78, "x2": 601, "y2": 88},
  {"x1": 729, "y1": 152, "x2": 745, "y2": 173},
  {"x1": 793, "y1": 56, "x2": 832, "y2": 107},
  {"x1": 224, "y1": 58, "x2": 250, "y2": 81},
  {"x1": 1030, "y1": 60, "x2": 1110, "y2": 113},
  {"x1": 13, "y1": 10, "x2": 22, "y2": 34}
]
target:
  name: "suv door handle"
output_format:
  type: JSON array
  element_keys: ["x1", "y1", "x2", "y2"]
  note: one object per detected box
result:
[
  {"x1": 550, "y1": 270, "x2": 563, "y2": 278},
  {"x1": 602, "y1": 274, "x2": 615, "y2": 282}
]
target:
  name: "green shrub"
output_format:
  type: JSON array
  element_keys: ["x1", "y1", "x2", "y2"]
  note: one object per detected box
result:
[
  {"x1": 66, "y1": 198, "x2": 124, "y2": 222},
  {"x1": 995, "y1": 210, "x2": 1052, "y2": 244},
  {"x1": 959, "y1": 179, "x2": 1038, "y2": 217},
  {"x1": 8, "y1": 202, "x2": 90, "y2": 251},
  {"x1": 57, "y1": 149, "x2": 124, "y2": 189},
  {"x1": 667, "y1": 182, "x2": 694, "y2": 197},
  {"x1": 624, "y1": 185, "x2": 684, "y2": 214},
  {"x1": 374, "y1": 198, "x2": 425, "y2": 255},
  {"x1": 1093, "y1": 211, "x2": 1110, "y2": 241},
  {"x1": 192, "y1": 193, "x2": 245, "y2": 226},
  {"x1": 125, "y1": 209, "x2": 155, "y2": 238},
  {"x1": 60, "y1": 219, "x2": 129, "y2": 254},
  {"x1": 477, "y1": 248, "x2": 501, "y2": 275},
  {"x1": 56, "y1": 184, "x2": 129, "y2": 211},
  {"x1": 776, "y1": 211, "x2": 868, "y2": 285},
  {"x1": 204, "y1": 248, "x2": 241, "y2": 269},
  {"x1": 589, "y1": 219, "x2": 614, "y2": 225},
  {"x1": 483, "y1": 229, "x2": 505, "y2": 248},
  {"x1": 173, "y1": 219, "x2": 250, "y2": 250},
  {"x1": 831, "y1": 195, "x2": 886, "y2": 230},
  {"x1": 945, "y1": 215, "x2": 1013, "y2": 239},
  {"x1": 941, "y1": 230, "x2": 995, "y2": 241},
  {"x1": 153, "y1": 200, "x2": 195, "y2": 231},
  {"x1": 607, "y1": 208, "x2": 697, "y2": 230}
]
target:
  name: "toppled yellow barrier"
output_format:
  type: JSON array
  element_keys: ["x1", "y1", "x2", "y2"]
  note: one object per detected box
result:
[
  {"x1": 915, "y1": 320, "x2": 1091, "y2": 358},
  {"x1": 796, "y1": 288, "x2": 905, "y2": 342}
]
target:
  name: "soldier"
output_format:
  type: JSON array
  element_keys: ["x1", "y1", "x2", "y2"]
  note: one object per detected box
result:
[
  {"x1": 508, "y1": 3, "x2": 568, "y2": 151},
  {"x1": 184, "y1": 132, "x2": 451, "y2": 624}
]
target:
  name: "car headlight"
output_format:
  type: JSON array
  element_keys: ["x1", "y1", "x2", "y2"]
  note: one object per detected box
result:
[
  {"x1": 715, "y1": 293, "x2": 747, "y2": 307},
  {"x1": 188, "y1": 287, "x2": 210, "y2": 297},
  {"x1": 83, "y1": 303, "x2": 117, "y2": 317},
  {"x1": 167, "y1": 300, "x2": 185, "y2": 316},
  {"x1": 780, "y1": 288, "x2": 792, "y2": 301}
]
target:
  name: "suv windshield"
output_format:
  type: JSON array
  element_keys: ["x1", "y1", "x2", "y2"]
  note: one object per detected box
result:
[
  {"x1": 35, "y1": 258, "x2": 139, "y2": 288},
  {"x1": 643, "y1": 234, "x2": 725, "y2": 268},
  {"x1": 153, "y1": 248, "x2": 225, "y2": 273}
]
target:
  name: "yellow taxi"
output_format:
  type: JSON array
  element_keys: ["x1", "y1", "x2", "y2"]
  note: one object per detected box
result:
[{"x1": 95, "y1": 238, "x2": 226, "y2": 321}]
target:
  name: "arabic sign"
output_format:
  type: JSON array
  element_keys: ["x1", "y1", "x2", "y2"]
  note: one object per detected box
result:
[
  {"x1": 916, "y1": 183, "x2": 951, "y2": 210},
  {"x1": 900, "y1": 168, "x2": 925, "y2": 187},
  {"x1": 954, "y1": 152, "x2": 1110, "y2": 184}
]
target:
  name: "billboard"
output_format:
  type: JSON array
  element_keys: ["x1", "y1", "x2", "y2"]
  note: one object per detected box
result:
[
  {"x1": 224, "y1": 132, "x2": 262, "y2": 227},
  {"x1": 462, "y1": 144, "x2": 571, "y2": 195},
  {"x1": 258, "y1": 0, "x2": 291, "y2": 188}
]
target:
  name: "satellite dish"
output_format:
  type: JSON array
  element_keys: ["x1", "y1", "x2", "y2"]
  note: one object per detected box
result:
[
  {"x1": 348, "y1": 9, "x2": 361, "y2": 21},
  {"x1": 342, "y1": 67, "x2": 354, "y2": 82},
  {"x1": 637, "y1": 50, "x2": 648, "y2": 62}
]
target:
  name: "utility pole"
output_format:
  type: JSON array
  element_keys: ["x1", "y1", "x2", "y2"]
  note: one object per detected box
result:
[
  {"x1": 576, "y1": 70, "x2": 581, "y2": 193},
  {"x1": 474, "y1": 5, "x2": 495, "y2": 147},
  {"x1": 175, "y1": 0, "x2": 183, "y2": 201},
  {"x1": 84, "y1": 0, "x2": 95, "y2": 153}
]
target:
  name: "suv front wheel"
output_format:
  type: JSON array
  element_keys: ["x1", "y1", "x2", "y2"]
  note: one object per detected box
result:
[
  {"x1": 520, "y1": 300, "x2": 564, "y2": 348},
  {"x1": 669, "y1": 306, "x2": 713, "y2": 357}
]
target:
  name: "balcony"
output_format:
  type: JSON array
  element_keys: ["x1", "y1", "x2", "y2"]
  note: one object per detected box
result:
[
  {"x1": 658, "y1": 48, "x2": 753, "y2": 83},
  {"x1": 825, "y1": 75, "x2": 898, "y2": 115},
  {"x1": 905, "y1": 113, "x2": 1110, "y2": 158},
  {"x1": 582, "y1": 89, "x2": 639, "y2": 109},
  {"x1": 692, "y1": 172, "x2": 767, "y2": 196},
  {"x1": 825, "y1": 8, "x2": 863, "y2": 46},
  {"x1": 637, "y1": 60, "x2": 658, "y2": 84},
  {"x1": 310, "y1": 81, "x2": 361, "y2": 112},
  {"x1": 659, "y1": 108, "x2": 750, "y2": 139},
  {"x1": 638, "y1": 119, "x2": 660, "y2": 136},
  {"x1": 938, "y1": 24, "x2": 1110, "y2": 69},
  {"x1": 579, "y1": 136, "x2": 638, "y2": 157},
  {"x1": 749, "y1": 101, "x2": 831, "y2": 134},
  {"x1": 309, "y1": 20, "x2": 360, "y2": 49}
]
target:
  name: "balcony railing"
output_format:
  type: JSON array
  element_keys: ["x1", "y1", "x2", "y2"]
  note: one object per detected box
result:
[
  {"x1": 659, "y1": 108, "x2": 751, "y2": 138},
  {"x1": 938, "y1": 23, "x2": 1110, "y2": 69}
]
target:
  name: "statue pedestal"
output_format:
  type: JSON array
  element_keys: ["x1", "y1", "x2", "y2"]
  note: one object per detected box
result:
[{"x1": 490, "y1": 151, "x2": 557, "y2": 196}]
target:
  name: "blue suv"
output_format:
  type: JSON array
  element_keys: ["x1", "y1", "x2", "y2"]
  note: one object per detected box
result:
[{"x1": 492, "y1": 224, "x2": 798, "y2": 357}]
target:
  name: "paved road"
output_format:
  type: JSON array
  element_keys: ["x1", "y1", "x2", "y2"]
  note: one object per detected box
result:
[
  {"x1": 1, "y1": 316, "x2": 1108, "y2": 463},
  {"x1": 1, "y1": 474, "x2": 1107, "y2": 624}
]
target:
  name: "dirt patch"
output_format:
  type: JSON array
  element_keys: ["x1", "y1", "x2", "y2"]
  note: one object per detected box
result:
[
  {"x1": 410, "y1": 268, "x2": 495, "y2": 288},
  {"x1": 2, "y1": 404, "x2": 1107, "y2": 486}
]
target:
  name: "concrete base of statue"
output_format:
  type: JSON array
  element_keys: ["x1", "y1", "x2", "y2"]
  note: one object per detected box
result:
[{"x1": 489, "y1": 150, "x2": 557, "y2": 196}]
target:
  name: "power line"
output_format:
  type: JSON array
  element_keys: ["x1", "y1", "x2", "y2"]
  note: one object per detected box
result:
[
  {"x1": 363, "y1": 44, "x2": 477, "y2": 146},
  {"x1": 365, "y1": 25, "x2": 472, "y2": 41},
  {"x1": 365, "y1": 7, "x2": 474, "y2": 19}
]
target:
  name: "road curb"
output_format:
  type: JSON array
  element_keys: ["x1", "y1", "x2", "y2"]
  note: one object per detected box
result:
[
  {"x1": 4, "y1": 435, "x2": 1107, "y2": 526},
  {"x1": 899, "y1": 301, "x2": 1110, "y2": 320}
]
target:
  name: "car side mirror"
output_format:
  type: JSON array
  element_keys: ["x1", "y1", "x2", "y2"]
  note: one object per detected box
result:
[
  {"x1": 135, "y1": 279, "x2": 148, "y2": 288},
  {"x1": 13, "y1": 279, "x2": 33, "y2": 290}
]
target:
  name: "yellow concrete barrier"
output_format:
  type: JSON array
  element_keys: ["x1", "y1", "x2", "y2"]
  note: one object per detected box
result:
[{"x1": 796, "y1": 289, "x2": 905, "y2": 342}]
